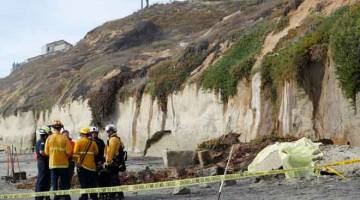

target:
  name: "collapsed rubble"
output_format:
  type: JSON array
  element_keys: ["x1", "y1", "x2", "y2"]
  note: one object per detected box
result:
[
  {"x1": 196, "y1": 133, "x2": 298, "y2": 172},
  {"x1": 14, "y1": 133, "x2": 360, "y2": 191}
]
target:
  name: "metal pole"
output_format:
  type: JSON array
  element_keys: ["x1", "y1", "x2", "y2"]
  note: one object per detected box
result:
[
  {"x1": 141, "y1": 0, "x2": 143, "y2": 9},
  {"x1": 217, "y1": 145, "x2": 234, "y2": 200}
]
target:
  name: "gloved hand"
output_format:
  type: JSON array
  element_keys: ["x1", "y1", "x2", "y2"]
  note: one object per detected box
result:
[
  {"x1": 97, "y1": 164, "x2": 103, "y2": 171},
  {"x1": 104, "y1": 164, "x2": 110, "y2": 169}
]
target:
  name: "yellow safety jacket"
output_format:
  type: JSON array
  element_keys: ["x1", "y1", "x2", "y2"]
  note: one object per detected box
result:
[
  {"x1": 74, "y1": 137, "x2": 98, "y2": 171},
  {"x1": 45, "y1": 131, "x2": 72, "y2": 169},
  {"x1": 105, "y1": 135, "x2": 123, "y2": 165}
]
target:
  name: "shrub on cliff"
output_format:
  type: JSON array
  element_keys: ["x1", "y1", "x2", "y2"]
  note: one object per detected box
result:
[
  {"x1": 147, "y1": 40, "x2": 211, "y2": 111},
  {"x1": 274, "y1": 16, "x2": 290, "y2": 33},
  {"x1": 201, "y1": 20, "x2": 274, "y2": 102},
  {"x1": 330, "y1": 5, "x2": 360, "y2": 109},
  {"x1": 260, "y1": 4, "x2": 360, "y2": 113},
  {"x1": 261, "y1": 7, "x2": 348, "y2": 95},
  {"x1": 88, "y1": 68, "x2": 134, "y2": 127}
]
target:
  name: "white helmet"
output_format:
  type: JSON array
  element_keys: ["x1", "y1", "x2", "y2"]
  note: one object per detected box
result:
[
  {"x1": 105, "y1": 124, "x2": 117, "y2": 134},
  {"x1": 90, "y1": 126, "x2": 99, "y2": 133},
  {"x1": 37, "y1": 126, "x2": 51, "y2": 135}
]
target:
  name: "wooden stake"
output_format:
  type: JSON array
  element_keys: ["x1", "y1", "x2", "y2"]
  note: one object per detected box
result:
[
  {"x1": 6, "y1": 146, "x2": 10, "y2": 177},
  {"x1": 217, "y1": 145, "x2": 234, "y2": 200},
  {"x1": 10, "y1": 146, "x2": 15, "y2": 177},
  {"x1": 14, "y1": 147, "x2": 21, "y2": 172}
]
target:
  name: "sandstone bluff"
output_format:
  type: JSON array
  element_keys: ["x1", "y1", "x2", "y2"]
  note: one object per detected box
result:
[{"x1": 0, "y1": 0, "x2": 359, "y2": 156}]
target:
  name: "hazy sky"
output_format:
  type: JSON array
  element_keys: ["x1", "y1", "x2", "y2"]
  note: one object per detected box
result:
[{"x1": 0, "y1": 0, "x2": 174, "y2": 78}]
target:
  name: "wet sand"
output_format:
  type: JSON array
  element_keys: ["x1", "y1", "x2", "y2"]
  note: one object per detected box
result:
[{"x1": 126, "y1": 176, "x2": 360, "y2": 200}]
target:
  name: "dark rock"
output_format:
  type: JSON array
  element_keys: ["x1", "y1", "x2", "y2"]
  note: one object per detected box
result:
[
  {"x1": 199, "y1": 183, "x2": 211, "y2": 189},
  {"x1": 225, "y1": 180, "x2": 237, "y2": 187},
  {"x1": 316, "y1": 139, "x2": 334, "y2": 145},
  {"x1": 197, "y1": 166, "x2": 220, "y2": 177},
  {"x1": 172, "y1": 187, "x2": 191, "y2": 195}
]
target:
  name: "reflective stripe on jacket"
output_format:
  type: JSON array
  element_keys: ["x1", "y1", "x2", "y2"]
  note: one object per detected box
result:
[
  {"x1": 105, "y1": 135, "x2": 123, "y2": 165},
  {"x1": 74, "y1": 137, "x2": 98, "y2": 171},
  {"x1": 44, "y1": 132, "x2": 72, "y2": 169}
]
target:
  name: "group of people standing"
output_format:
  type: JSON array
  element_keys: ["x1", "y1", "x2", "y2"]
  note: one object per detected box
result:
[{"x1": 34, "y1": 120, "x2": 126, "y2": 200}]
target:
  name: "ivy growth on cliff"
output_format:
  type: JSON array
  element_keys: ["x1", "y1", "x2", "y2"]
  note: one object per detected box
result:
[
  {"x1": 201, "y1": 20, "x2": 274, "y2": 102},
  {"x1": 261, "y1": 7, "x2": 348, "y2": 100},
  {"x1": 330, "y1": 5, "x2": 360, "y2": 108},
  {"x1": 147, "y1": 40, "x2": 212, "y2": 111}
]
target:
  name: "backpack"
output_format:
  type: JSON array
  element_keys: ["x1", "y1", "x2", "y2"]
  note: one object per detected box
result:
[{"x1": 108, "y1": 136, "x2": 127, "y2": 172}]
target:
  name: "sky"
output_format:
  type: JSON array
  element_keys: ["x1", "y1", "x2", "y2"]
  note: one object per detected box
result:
[{"x1": 0, "y1": 0, "x2": 175, "y2": 78}]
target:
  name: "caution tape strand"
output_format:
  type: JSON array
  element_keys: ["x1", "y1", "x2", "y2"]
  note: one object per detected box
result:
[{"x1": 1, "y1": 159, "x2": 360, "y2": 199}]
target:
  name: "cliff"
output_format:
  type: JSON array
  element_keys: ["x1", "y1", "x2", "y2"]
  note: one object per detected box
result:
[{"x1": 0, "y1": 0, "x2": 359, "y2": 156}]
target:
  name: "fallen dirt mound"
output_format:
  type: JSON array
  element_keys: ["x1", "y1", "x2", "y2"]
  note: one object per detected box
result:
[{"x1": 197, "y1": 133, "x2": 299, "y2": 171}]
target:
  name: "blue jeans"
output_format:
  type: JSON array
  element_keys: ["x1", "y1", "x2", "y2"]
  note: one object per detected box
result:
[
  {"x1": 35, "y1": 159, "x2": 51, "y2": 200},
  {"x1": 50, "y1": 168, "x2": 71, "y2": 200},
  {"x1": 78, "y1": 167, "x2": 98, "y2": 200}
]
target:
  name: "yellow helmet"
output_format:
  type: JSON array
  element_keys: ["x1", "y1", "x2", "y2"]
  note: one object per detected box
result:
[{"x1": 79, "y1": 127, "x2": 90, "y2": 135}]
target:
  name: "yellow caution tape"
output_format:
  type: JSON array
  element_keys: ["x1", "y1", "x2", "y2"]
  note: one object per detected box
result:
[
  {"x1": 1, "y1": 159, "x2": 360, "y2": 199},
  {"x1": 325, "y1": 159, "x2": 360, "y2": 167},
  {"x1": 324, "y1": 166, "x2": 346, "y2": 179}
]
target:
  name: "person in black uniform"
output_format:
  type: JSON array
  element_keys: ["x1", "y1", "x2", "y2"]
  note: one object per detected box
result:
[
  {"x1": 35, "y1": 126, "x2": 51, "y2": 200},
  {"x1": 90, "y1": 127, "x2": 105, "y2": 169},
  {"x1": 90, "y1": 127, "x2": 106, "y2": 199}
]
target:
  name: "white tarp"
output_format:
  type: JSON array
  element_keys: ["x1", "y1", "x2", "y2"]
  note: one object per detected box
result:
[{"x1": 248, "y1": 138, "x2": 323, "y2": 179}]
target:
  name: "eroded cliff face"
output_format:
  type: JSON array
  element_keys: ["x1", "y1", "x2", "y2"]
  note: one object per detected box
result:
[
  {"x1": 316, "y1": 56, "x2": 360, "y2": 145},
  {"x1": 0, "y1": 82, "x2": 254, "y2": 156},
  {"x1": 0, "y1": 0, "x2": 358, "y2": 156},
  {"x1": 0, "y1": 101, "x2": 92, "y2": 150},
  {"x1": 1, "y1": 57, "x2": 359, "y2": 157},
  {"x1": 114, "y1": 81, "x2": 254, "y2": 156}
]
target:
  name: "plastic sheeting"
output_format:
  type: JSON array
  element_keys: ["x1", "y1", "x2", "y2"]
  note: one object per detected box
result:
[{"x1": 248, "y1": 138, "x2": 323, "y2": 179}]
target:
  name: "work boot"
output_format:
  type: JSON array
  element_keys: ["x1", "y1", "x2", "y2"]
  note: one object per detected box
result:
[
  {"x1": 116, "y1": 192, "x2": 124, "y2": 200},
  {"x1": 98, "y1": 193, "x2": 107, "y2": 200}
]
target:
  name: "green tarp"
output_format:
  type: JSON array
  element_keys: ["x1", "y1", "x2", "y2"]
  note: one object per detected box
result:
[{"x1": 248, "y1": 138, "x2": 323, "y2": 179}]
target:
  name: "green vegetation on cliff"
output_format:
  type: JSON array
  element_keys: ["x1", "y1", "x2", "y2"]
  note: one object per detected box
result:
[
  {"x1": 201, "y1": 20, "x2": 274, "y2": 102},
  {"x1": 147, "y1": 40, "x2": 211, "y2": 110},
  {"x1": 274, "y1": 16, "x2": 290, "y2": 33},
  {"x1": 261, "y1": 7, "x2": 352, "y2": 104},
  {"x1": 331, "y1": 6, "x2": 360, "y2": 108}
]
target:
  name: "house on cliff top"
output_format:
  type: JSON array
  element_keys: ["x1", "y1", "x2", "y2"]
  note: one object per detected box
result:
[
  {"x1": 41, "y1": 40, "x2": 73, "y2": 55},
  {"x1": 25, "y1": 40, "x2": 73, "y2": 62}
]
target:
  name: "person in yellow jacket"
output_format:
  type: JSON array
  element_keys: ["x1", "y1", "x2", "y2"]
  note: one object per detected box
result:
[
  {"x1": 104, "y1": 124, "x2": 125, "y2": 200},
  {"x1": 73, "y1": 127, "x2": 98, "y2": 200},
  {"x1": 44, "y1": 120, "x2": 71, "y2": 200}
]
